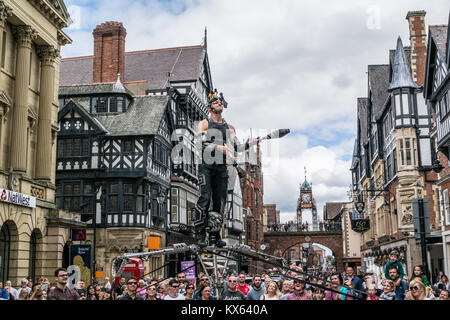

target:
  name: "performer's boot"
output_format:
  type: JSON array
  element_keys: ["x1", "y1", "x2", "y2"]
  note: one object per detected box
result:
[
  {"x1": 195, "y1": 229, "x2": 208, "y2": 248},
  {"x1": 209, "y1": 232, "x2": 226, "y2": 248}
]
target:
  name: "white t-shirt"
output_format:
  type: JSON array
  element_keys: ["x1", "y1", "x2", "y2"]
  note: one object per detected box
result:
[
  {"x1": 163, "y1": 293, "x2": 186, "y2": 300},
  {"x1": 263, "y1": 294, "x2": 279, "y2": 300}
]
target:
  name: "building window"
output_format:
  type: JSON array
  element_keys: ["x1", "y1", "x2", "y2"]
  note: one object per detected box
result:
[
  {"x1": 97, "y1": 97, "x2": 107, "y2": 113},
  {"x1": 63, "y1": 182, "x2": 80, "y2": 211},
  {"x1": 109, "y1": 183, "x2": 119, "y2": 213},
  {"x1": 109, "y1": 97, "x2": 117, "y2": 112},
  {"x1": 136, "y1": 184, "x2": 144, "y2": 214},
  {"x1": 28, "y1": 231, "x2": 37, "y2": 282},
  {"x1": 439, "y1": 93, "x2": 450, "y2": 120},
  {"x1": 1, "y1": 31, "x2": 6, "y2": 69},
  {"x1": 123, "y1": 140, "x2": 133, "y2": 153},
  {"x1": 0, "y1": 224, "x2": 10, "y2": 283},
  {"x1": 171, "y1": 188, "x2": 178, "y2": 223},
  {"x1": 123, "y1": 183, "x2": 133, "y2": 213},
  {"x1": 57, "y1": 138, "x2": 90, "y2": 158}
]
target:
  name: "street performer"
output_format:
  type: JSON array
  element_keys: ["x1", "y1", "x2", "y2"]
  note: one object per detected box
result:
[{"x1": 192, "y1": 89, "x2": 259, "y2": 248}]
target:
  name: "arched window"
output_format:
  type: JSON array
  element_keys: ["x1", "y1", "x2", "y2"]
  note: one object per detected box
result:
[
  {"x1": 63, "y1": 243, "x2": 70, "y2": 269},
  {"x1": 28, "y1": 231, "x2": 37, "y2": 281},
  {"x1": 0, "y1": 224, "x2": 10, "y2": 283}
]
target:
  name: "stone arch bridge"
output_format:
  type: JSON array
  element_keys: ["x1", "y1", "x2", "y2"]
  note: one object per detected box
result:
[{"x1": 263, "y1": 231, "x2": 344, "y2": 271}]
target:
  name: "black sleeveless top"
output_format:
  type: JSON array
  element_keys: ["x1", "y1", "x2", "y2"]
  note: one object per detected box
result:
[{"x1": 203, "y1": 118, "x2": 228, "y2": 166}]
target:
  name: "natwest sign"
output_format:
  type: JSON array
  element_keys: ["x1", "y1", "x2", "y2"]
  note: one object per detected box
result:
[{"x1": 0, "y1": 187, "x2": 36, "y2": 208}]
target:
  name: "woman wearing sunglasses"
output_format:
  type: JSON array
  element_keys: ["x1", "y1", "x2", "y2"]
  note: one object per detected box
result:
[
  {"x1": 406, "y1": 279, "x2": 435, "y2": 300},
  {"x1": 145, "y1": 285, "x2": 159, "y2": 300},
  {"x1": 184, "y1": 284, "x2": 195, "y2": 300}
]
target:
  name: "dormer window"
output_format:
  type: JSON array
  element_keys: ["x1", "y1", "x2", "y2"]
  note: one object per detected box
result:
[{"x1": 91, "y1": 95, "x2": 127, "y2": 114}]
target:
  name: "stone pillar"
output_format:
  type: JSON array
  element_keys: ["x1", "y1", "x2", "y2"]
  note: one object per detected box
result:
[
  {"x1": 10, "y1": 25, "x2": 36, "y2": 172},
  {"x1": 35, "y1": 45, "x2": 59, "y2": 181}
]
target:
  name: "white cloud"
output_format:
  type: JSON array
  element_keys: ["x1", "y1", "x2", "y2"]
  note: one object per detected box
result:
[{"x1": 61, "y1": 0, "x2": 449, "y2": 220}]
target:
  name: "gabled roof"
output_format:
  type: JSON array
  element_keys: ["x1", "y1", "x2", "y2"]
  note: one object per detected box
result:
[
  {"x1": 389, "y1": 37, "x2": 419, "y2": 90},
  {"x1": 368, "y1": 65, "x2": 390, "y2": 121},
  {"x1": 58, "y1": 100, "x2": 109, "y2": 134},
  {"x1": 95, "y1": 95, "x2": 169, "y2": 136},
  {"x1": 429, "y1": 25, "x2": 448, "y2": 58},
  {"x1": 60, "y1": 46, "x2": 206, "y2": 90},
  {"x1": 323, "y1": 202, "x2": 345, "y2": 220},
  {"x1": 350, "y1": 139, "x2": 359, "y2": 170}
]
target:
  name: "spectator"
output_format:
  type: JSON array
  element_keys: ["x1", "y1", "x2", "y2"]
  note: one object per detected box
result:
[
  {"x1": 145, "y1": 284, "x2": 159, "y2": 300},
  {"x1": 47, "y1": 267, "x2": 80, "y2": 300},
  {"x1": 18, "y1": 288, "x2": 30, "y2": 300},
  {"x1": 118, "y1": 277, "x2": 144, "y2": 300},
  {"x1": 184, "y1": 284, "x2": 194, "y2": 300},
  {"x1": 177, "y1": 272, "x2": 188, "y2": 295},
  {"x1": 366, "y1": 284, "x2": 379, "y2": 300},
  {"x1": 29, "y1": 283, "x2": 43, "y2": 300},
  {"x1": 86, "y1": 284, "x2": 98, "y2": 300},
  {"x1": 438, "y1": 289, "x2": 449, "y2": 300},
  {"x1": 313, "y1": 288, "x2": 325, "y2": 300},
  {"x1": 104, "y1": 277, "x2": 112, "y2": 291},
  {"x1": 384, "y1": 250, "x2": 405, "y2": 281},
  {"x1": 95, "y1": 284, "x2": 102, "y2": 299},
  {"x1": 286, "y1": 276, "x2": 312, "y2": 300},
  {"x1": 101, "y1": 290, "x2": 112, "y2": 300},
  {"x1": 380, "y1": 280, "x2": 396, "y2": 300},
  {"x1": 410, "y1": 265, "x2": 429, "y2": 287},
  {"x1": 280, "y1": 279, "x2": 293, "y2": 300},
  {"x1": 260, "y1": 281, "x2": 281, "y2": 300},
  {"x1": 439, "y1": 275, "x2": 450, "y2": 291},
  {"x1": 199, "y1": 285, "x2": 215, "y2": 300},
  {"x1": 387, "y1": 266, "x2": 408, "y2": 300},
  {"x1": 345, "y1": 266, "x2": 362, "y2": 294},
  {"x1": 325, "y1": 273, "x2": 342, "y2": 300},
  {"x1": 237, "y1": 273, "x2": 250, "y2": 298},
  {"x1": 163, "y1": 279, "x2": 185, "y2": 300},
  {"x1": 5, "y1": 280, "x2": 18, "y2": 300},
  {"x1": 137, "y1": 279, "x2": 146, "y2": 298},
  {"x1": 247, "y1": 274, "x2": 264, "y2": 300},
  {"x1": 41, "y1": 290, "x2": 48, "y2": 300},
  {"x1": 17, "y1": 278, "x2": 31, "y2": 297},
  {"x1": 406, "y1": 279, "x2": 435, "y2": 300},
  {"x1": 339, "y1": 278, "x2": 354, "y2": 300},
  {"x1": 114, "y1": 276, "x2": 126, "y2": 300},
  {"x1": 435, "y1": 271, "x2": 444, "y2": 285},
  {"x1": 222, "y1": 275, "x2": 245, "y2": 300},
  {"x1": 76, "y1": 280, "x2": 86, "y2": 297}
]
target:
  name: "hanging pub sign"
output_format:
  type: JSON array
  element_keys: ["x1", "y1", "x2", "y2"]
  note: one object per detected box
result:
[
  {"x1": 351, "y1": 219, "x2": 370, "y2": 233},
  {"x1": 71, "y1": 228, "x2": 86, "y2": 241},
  {"x1": 352, "y1": 201, "x2": 365, "y2": 220}
]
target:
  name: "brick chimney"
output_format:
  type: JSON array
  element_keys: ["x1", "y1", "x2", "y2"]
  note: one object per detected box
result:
[
  {"x1": 93, "y1": 21, "x2": 127, "y2": 83},
  {"x1": 406, "y1": 11, "x2": 427, "y2": 86}
]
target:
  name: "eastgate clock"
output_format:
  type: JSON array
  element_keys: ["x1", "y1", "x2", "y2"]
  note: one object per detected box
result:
[{"x1": 302, "y1": 193, "x2": 311, "y2": 203}]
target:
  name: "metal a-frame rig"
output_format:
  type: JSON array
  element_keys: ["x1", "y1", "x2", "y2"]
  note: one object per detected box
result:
[{"x1": 111, "y1": 243, "x2": 288, "y2": 299}]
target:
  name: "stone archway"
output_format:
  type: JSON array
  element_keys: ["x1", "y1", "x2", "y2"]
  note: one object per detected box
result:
[{"x1": 264, "y1": 231, "x2": 344, "y2": 272}]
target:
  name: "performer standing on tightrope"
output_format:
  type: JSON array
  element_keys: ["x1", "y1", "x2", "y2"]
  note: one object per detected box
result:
[{"x1": 192, "y1": 90, "x2": 259, "y2": 248}]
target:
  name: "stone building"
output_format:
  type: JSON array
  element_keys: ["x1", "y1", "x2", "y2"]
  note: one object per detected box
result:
[
  {"x1": 424, "y1": 16, "x2": 450, "y2": 276},
  {"x1": 340, "y1": 202, "x2": 362, "y2": 268},
  {"x1": 351, "y1": 11, "x2": 444, "y2": 279},
  {"x1": 0, "y1": 0, "x2": 75, "y2": 285}
]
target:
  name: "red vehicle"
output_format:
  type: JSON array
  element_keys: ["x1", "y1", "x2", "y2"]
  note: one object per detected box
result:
[{"x1": 114, "y1": 257, "x2": 144, "y2": 285}]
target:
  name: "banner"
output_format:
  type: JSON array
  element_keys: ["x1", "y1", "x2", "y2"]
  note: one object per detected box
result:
[
  {"x1": 351, "y1": 219, "x2": 370, "y2": 233},
  {"x1": 180, "y1": 261, "x2": 196, "y2": 281},
  {"x1": 0, "y1": 188, "x2": 36, "y2": 208},
  {"x1": 70, "y1": 245, "x2": 91, "y2": 285}
]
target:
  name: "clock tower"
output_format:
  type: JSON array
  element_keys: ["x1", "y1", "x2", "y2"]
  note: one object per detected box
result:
[{"x1": 297, "y1": 167, "x2": 313, "y2": 228}]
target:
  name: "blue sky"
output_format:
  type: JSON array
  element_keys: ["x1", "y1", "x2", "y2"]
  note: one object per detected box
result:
[{"x1": 59, "y1": 0, "x2": 450, "y2": 222}]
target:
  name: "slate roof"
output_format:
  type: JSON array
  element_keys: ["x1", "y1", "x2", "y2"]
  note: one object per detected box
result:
[
  {"x1": 95, "y1": 95, "x2": 169, "y2": 136},
  {"x1": 429, "y1": 25, "x2": 448, "y2": 58},
  {"x1": 357, "y1": 98, "x2": 369, "y2": 146},
  {"x1": 59, "y1": 82, "x2": 133, "y2": 96},
  {"x1": 323, "y1": 202, "x2": 345, "y2": 220},
  {"x1": 351, "y1": 139, "x2": 359, "y2": 170},
  {"x1": 60, "y1": 46, "x2": 206, "y2": 90},
  {"x1": 389, "y1": 37, "x2": 419, "y2": 90},
  {"x1": 368, "y1": 65, "x2": 390, "y2": 121}
]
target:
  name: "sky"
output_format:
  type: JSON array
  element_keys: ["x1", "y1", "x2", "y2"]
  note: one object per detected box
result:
[{"x1": 60, "y1": 0, "x2": 450, "y2": 224}]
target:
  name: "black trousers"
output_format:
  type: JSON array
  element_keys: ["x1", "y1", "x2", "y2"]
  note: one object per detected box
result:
[{"x1": 193, "y1": 164, "x2": 228, "y2": 232}]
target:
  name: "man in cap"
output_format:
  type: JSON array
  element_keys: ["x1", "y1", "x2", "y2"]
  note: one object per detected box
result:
[{"x1": 191, "y1": 89, "x2": 259, "y2": 247}]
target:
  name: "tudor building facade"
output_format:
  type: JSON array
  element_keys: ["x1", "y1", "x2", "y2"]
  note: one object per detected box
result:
[
  {"x1": 424, "y1": 18, "x2": 450, "y2": 275},
  {"x1": 0, "y1": 0, "x2": 75, "y2": 285},
  {"x1": 351, "y1": 11, "x2": 444, "y2": 279}
]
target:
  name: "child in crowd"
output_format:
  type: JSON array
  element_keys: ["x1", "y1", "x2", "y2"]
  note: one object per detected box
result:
[{"x1": 384, "y1": 250, "x2": 405, "y2": 281}]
